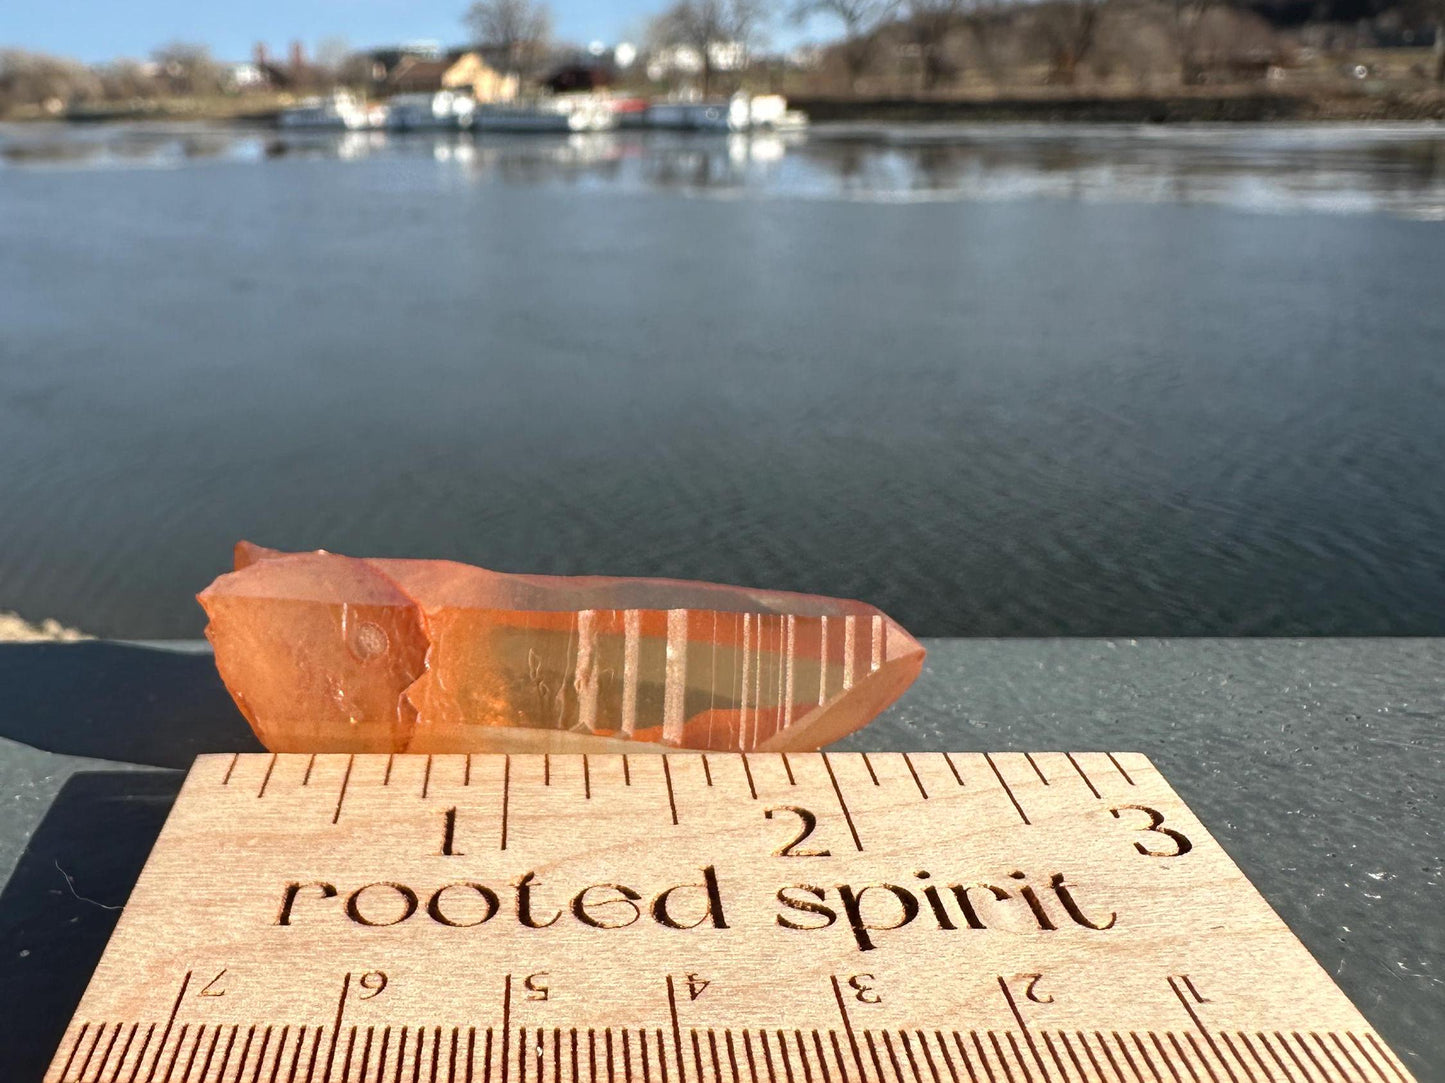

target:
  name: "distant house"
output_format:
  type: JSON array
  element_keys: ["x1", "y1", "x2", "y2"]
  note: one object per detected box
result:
[{"x1": 369, "y1": 47, "x2": 518, "y2": 102}]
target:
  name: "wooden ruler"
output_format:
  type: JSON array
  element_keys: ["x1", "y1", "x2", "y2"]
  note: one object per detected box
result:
[{"x1": 45, "y1": 753, "x2": 1413, "y2": 1083}]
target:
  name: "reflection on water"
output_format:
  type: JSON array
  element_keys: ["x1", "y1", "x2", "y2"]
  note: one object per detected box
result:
[{"x1": 3, "y1": 121, "x2": 1445, "y2": 218}]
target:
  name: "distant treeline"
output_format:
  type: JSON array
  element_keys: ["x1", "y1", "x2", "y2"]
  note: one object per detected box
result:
[{"x1": 1, "y1": 0, "x2": 1441, "y2": 118}]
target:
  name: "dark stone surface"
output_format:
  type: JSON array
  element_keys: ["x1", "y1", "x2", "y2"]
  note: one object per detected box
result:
[{"x1": 0, "y1": 639, "x2": 1439, "y2": 1080}]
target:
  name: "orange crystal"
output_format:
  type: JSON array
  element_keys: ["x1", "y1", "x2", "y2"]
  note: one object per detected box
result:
[{"x1": 198, "y1": 542, "x2": 925, "y2": 754}]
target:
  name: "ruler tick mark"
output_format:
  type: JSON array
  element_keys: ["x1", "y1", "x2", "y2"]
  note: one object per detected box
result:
[
  {"x1": 359, "y1": 1027, "x2": 376, "y2": 1083},
  {"x1": 302, "y1": 755, "x2": 316, "y2": 786},
  {"x1": 161, "y1": 1024, "x2": 188, "y2": 1083},
  {"x1": 258, "y1": 754, "x2": 278, "y2": 799},
  {"x1": 423, "y1": 756, "x2": 433, "y2": 799},
  {"x1": 1343, "y1": 1033, "x2": 1384, "y2": 1083},
  {"x1": 809, "y1": 1034, "x2": 829, "y2": 1083},
  {"x1": 384, "y1": 755, "x2": 394, "y2": 787},
  {"x1": 1061, "y1": 1034, "x2": 1098, "y2": 1083},
  {"x1": 1003, "y1": 1033, "x2": 1033, "y2": 1083},
  {"x1": 1064, "y1": 755, "x2": 1100, "y2": 800},
  {"x1": 1183, "y1": 1034, "x2": 1218, "y2": 1083},
  {"x1": 1165, "y1": 1034, "x2": 1199, "y2": 1083},
  {"x1": 781, "y1": 755, "x2": 796, "y2": 786},
  {"x1": 984, "y1": 755, "x2": 1030, "y2": 825},
  {"x1": 776, "y1": 1030, "x2": 799, "y2": 1083},
  {"x1": 248, "y1": 1027, "x2": 273, "y2": 1083},
  {"x1": 501, "y1": 758, "x2": 511, "y2": 851},
  {"x1": 821, "y1": 755, "x2": 863, "y2": 852},
  {"x1": 666, "y1": 977, "x2": 686, "y2": 1083},
  {"x1": 826, "y1": 1032, "x2": 849, "y2": 1083},
  {"x1": 146, "y1": 971, "x2": 191, "y2": 1082},
  {"x1": 1023, "y1": 755, "x2": 1049, "y2": 786},
  {"x1": 1109, "y1": 1032, "x2": 1144, "y2": 1083},
  {"x1": 1365, "y1": 1032, "x2": 1408, "y2": 1083},
  {"x1": 178, "y1": 1025, "x2": 205, "y2": 1083},
  {"x1": 622, "y1": 756, "x2": 631, "y2": 786},
  {"x1": 231, "y1": 1026, "x2": 256, "y2": 1083},
  {"x1": 942, "y1": 754, "x2": 964, "y2": 786},
  {"x1": 323, "y1": 973, "x2": 352, "y2": 1083},
  {"x1": 933, "y1": 1032, "x2": 961, "y2": 1083},
  {"x1": 1167, "y1": 979, "x2": 1237, "y2": 1082},
  {"x1": 829, "y1": 978, "x2": 865, "y2": 1083},
  {"x1": 701, "y1": 756, "x2": 712, "y2": 787},
  {"x1": 1219, "y1": 1034, "x2": 1254, "y2": 1083},
  {"x1": 285, "y1": 1026, "x2": 308, "y2": 1083},
  {"x1": 1049, "y1": 1035, "x2": 1086, "y2": 1083},
  {"x1": 583, "y1": 756, "x2": 591, "y2": 799},
  {"x1": 94, "y1": 1023, "x2": 123, "y2": 1083},
  {"x1": 465, "y1": 755, "x2": 472, "y2": 787},
  {"x1": 1145, "y1": 1034, "x2": 1181, "y2": 1083},
  {"x1": 222, "y1": 754, "x2": 239, "y2": 785},
  {"x1": 860, "y1": 1032, "x2": 885, "y2": 1083},
  {"x1": 1107, "y1": 754, "x2": 1135, "y2": 786},
  {"x1": 860, "y1": 755, "x2": 879, "y2": 786},
  {"x1": 1128, "y1": 1033, "x2": 1162, "y2": 1083},
  {"x1": 740, "y1": 755, "x2": 756, "y2": 799},
  {"x1": 760, "y1": 1031, "x2": 778, "y2": 1083},
  {"x1": 60, "y1": 1022, "x2": 89, "y2": 1082},
  {"x1": 127, "y1": 1024, "x2": 156, "y2": 1083},
  {"x1": 1232, "y1": 1035, "x2": 1272, "y2": 1083},
  {"x1": 902, "y1": 754, "x2": 928, "y2": 799},
  {"x1": 994, "y1": 978, "x2": 1049, "y2": 1081},
  {"x1": 193, "y1": 1026, "x2": 222, "y2": 1083},
  {"x1": 662, "y1": 758, "x2": 679, "y2": 826},
  {"x1": 501, "y1": 978, "x2": 513, "y2": 1083},
  {"x1": 545, "y1": 755, "x2": 551, "y2": 787},
  {"x1": 333, "y1": 755, "x2": 354, "y2": 824},
  {"x1": 392, "y1": 1028, "x2": 408, "y2": 1083}
]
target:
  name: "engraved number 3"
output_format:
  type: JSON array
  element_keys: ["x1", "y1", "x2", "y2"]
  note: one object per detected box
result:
[{"x1": 1110, "y1": 805, "x2": 1193, "y2": 857}]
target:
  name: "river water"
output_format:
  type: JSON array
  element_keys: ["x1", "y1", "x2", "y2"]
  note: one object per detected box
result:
[{"x1": 1, "y1": 121, "x2": 1442, "y2": 638}]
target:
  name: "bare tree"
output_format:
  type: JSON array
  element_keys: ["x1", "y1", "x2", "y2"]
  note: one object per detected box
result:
[
  {"x1": 1426, "y1": 0, "x2": 1445, "y2": 82},
  {"x1": 649, "y1": 0, "x2": 765, "y2": 95},
  {"x1": 1034, "y1": 0, "x2": 1103, "y2": 84},
  {"x1": 0, "y1": 49, "x2": 99, "y2": 111},
  {"x1": 903, "y1": 0, "x2": 967, "y2": 90},
  {"x1": 465, "y1": 0, "x2": 554, "y2": 79},
  {"x1": 792, "y1": 0, "x2": 900, "y2": 91},
  {"x1": 1167, "y1": 0, "x2": 1217, "y2": 84},
  {"x1": 151, "y1": 42, "x2": 223, "y2": 96}
]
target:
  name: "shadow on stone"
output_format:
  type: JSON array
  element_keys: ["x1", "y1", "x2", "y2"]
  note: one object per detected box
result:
[
  {"x1": 0, "y1": 770, "x2": 182, "y2": 1081},
  {"x1": 0, "y1": 642, "x2": 260, "y2": 768}
]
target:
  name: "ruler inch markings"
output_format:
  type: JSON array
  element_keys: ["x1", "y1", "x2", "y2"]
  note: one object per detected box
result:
[{"x1": 41, "y1": 755, "x2": 1416, "y2": 1083}]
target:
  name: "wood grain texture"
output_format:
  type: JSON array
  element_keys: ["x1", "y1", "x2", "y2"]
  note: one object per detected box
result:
[{"x1": 43, "y1": 753, "x2": 1414, "y2": 1083}]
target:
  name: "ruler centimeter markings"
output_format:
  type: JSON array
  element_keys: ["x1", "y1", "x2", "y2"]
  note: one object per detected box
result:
[{"x1": 45, "y1": 753, "x2": 1415, "y2": 1083}]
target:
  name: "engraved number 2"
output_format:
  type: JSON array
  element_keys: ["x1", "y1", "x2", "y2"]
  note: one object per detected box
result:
[
  {"x1": 765, "y1": 806, "x2": 831, "y2": 857},
  {"x1": 1110, "y1": 805, "x2": 1193, "y2": 857}
]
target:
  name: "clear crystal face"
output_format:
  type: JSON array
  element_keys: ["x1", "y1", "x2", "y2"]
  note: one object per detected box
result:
[{"x1": 199, "y1": 543, "x2": 925, "y2": 754}]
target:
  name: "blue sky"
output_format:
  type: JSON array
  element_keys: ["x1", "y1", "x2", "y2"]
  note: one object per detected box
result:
[{"x1": 2, "y1": 0, "x2": 819, "y2": 63}]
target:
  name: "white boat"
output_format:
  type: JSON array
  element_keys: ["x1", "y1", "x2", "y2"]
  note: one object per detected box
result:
[
  {"x1": 745, "y1": 94, "x2": 809, "y2": 132},
  {"x1": 646, "y1": 94, "x2": 808, "y2": 133},
  {"x1": 473, "y1": 96, "x2": 616, "y2": 133},
  {"x1": 278, "y1": 91, "x2": 385, "y2": 131},
  {"x1": 646, "y1": 97, "x2": 747, "y2": 132},
  {"x1": 385, "y1": 90, "x2": 477, "y2": 131}
]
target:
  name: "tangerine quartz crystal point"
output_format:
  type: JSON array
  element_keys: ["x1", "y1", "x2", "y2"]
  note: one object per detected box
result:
[{"x1": 198, "y1": 544, "x2": 925, "y2": 754}]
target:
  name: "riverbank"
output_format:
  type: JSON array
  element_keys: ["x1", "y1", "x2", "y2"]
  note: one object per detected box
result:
[
  {"x1": 4, "y1": 86, "x2": 1444, "y2": 126},
  {"x1": 794, "y1": 89, "x2": 1445, "y2": 124}
]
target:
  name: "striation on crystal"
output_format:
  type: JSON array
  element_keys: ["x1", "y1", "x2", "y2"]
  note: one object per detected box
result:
[{"x1": 199, "y1": 542, "x2": 925, "y2": 754}]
